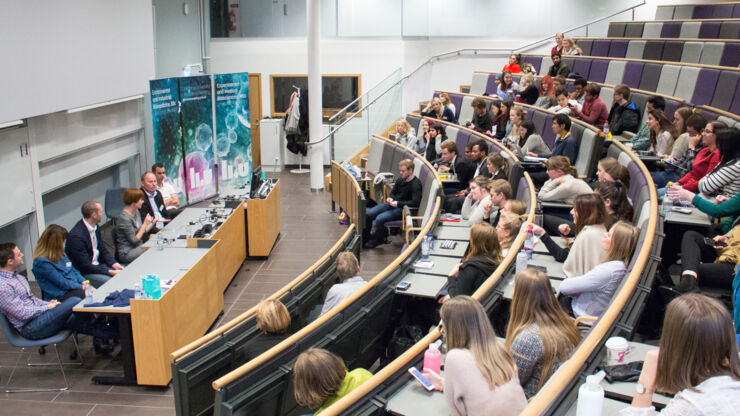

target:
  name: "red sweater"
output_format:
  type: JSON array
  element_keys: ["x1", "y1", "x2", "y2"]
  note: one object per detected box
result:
[
  {"x1": 502, "y1": 63, "x2": 521, "y2": 74},
  {"x1": 575, "y1": 97, "x2": 608, "y2": 130},
  {"x1": 678, "y1": 147, "x2": 721, "y2": 192}
]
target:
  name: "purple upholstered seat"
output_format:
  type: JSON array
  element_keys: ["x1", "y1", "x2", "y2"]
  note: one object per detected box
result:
[
  {"x1": 579, "y1": 40, "x2": 593, "y2": 56},
  {"x1": 622, "y1": 62, "x2": 644, "y2": 88},
  {"x1": 449, "y1": 94, "x2": 463, "y2": 120},
  {"x1": 699, "y1": 22, "x2": 721, "y2": 39},
  {"x1": 455, "y1": 130, "x2": 472, "y2": 154},
  {"x1": 720, "y1": 43, "x2": 740, "y2": 68},
  {"x1": 608, "y1": 40, "x2": 629, "y2": 58},
  {"x1": 731, "y1": 81, "x2": 740, "y2": 115},
  {"x1": 664, "y1": 100, "x2": 681, "y2": 122},
  {"x1": 587, "y1": 60, "x2": 609, "y2": 83},
  {"x1": 572, "y1": 59, "x2": 591, "y2": 79},
  {"x1": 522, "y1": 56, "x2": 542, "y2": 73},
  {"x1": 485, "y1": 75, "x2": 498, "y2": 96},
  {"x1": 591, "y1": 40, "x2": 610, "y2": 57},
  {"x1": 516, "y1": 176, "x2": 529, "y2": 202},
  {"x1": 691, "y1": 68, "x2": 721, "y2": 106},
  {"x1": 627, "y1": 161, "x2": 647, "y2": 205},
  {"x1": 733, "y1": 4, "x2": 740, "y2": 18},
  {"x1": 692, "y1": 5, "x2": 713, "y2": 19},
  {"x1": 541, "y1": 114, "x2": 556, "y2": 149},
  {"x1": 660, "y1": 22, "x2": 681, "y2": 38},
  {"x1": 627, "y1": 239, "x2": 644, "y2": 272}
]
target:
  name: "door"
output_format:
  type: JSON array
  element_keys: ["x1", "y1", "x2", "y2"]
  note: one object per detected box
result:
[
  {"x1": 0, "y1": 126, "x2": 35, "y2": 226},
  {"x1": 249, "y1": 73, "x2": 263, "y2": 167}
]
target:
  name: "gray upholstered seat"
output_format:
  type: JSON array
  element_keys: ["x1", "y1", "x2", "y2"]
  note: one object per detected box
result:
[
  {"x1": 672, "y1": 6, "x2": 694, "y2": 20},
  {"x1": 656, "y1": 65, "x2": 681, "y2": 96},
  {"x1": 625, "y1": 40, "x2": 646, "y2": 59},
  {"x1": 679, "y1": 22, "x2": 701, "y2": 39},
  {"x1": 642, "y1": 22, "x2": 663, "y2": 38},
  {"x1": 607, "y1": 23, "x2": 626, "y2": 38},
  {"x1": 624, "y1": 23, "x2": 644, "y2": 38},
  {"x1": 604, "y1": 61, "x2": 627, "y2": 86},
  {"x1": 699, "y1": 42, "x2": 724, "y2": 66},
  {"x1": 655, "y1": 6, "x2": 674, "y2": 20},
  {"x1": 457, "y1": 96, "x2": 474, "y2": 127},
  {"x1": 673, "y1": 66, "x2": 700, "y2": 102},
  {"x1": 680, "y1": 41, "x2": 703, "y2": 64},
  {"x1": 710, "y1": 71, "x2": 740, "y2": 111},
  {"x1": 470, "y1": 73, "x2": 488, "y2": 96},
  {"x1": 539, "y1": 57, "x2": 553, "y2": 76}
]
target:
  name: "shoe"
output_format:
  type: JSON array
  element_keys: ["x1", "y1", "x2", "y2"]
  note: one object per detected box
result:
[
  {"x1": 363, "y1": 240, "x2": 380, "y2": 249},
  {"x1": 93, "y1": 337, "x2": 114, "y2": 355},
  {"x1": 678, "y1": 274, "x2": 700, "y2": 294}
]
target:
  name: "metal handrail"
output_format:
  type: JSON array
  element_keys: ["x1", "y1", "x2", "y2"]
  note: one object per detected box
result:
[{"x1": 311, "y1": 0, "x2": 645, "y2": 148}]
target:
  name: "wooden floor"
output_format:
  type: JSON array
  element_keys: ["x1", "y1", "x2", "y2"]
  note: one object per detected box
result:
[{"x1": 0, "y1": 170, "x2": 402, "y2": 415}]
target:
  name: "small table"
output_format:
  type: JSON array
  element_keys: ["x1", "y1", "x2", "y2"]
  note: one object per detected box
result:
[
  {"x1": 386, "y1": 375, "x2": 448, "y2": 416},
  {"x1": 434, "y1": 225, "x2": 470, "y2": 241},
  {"x1": 501, "y1": 271, "x2": 562, "y2": 300},
  {"x1": 414, "y1": 255, "x2": 461, "y2": 277},
  {"x1": 430, "y1": 240, "x2": 468, "y2": 258},
  {"x1": 395, "y1": 273, "x2": 448, "y2": 298},
  {"x1": 664, "y1": 206, "x2": 712, "y2": 227},
  {"x1": 600, "y1": 341, "x2": 673, "y2": 408},
  {"x1": 528, "y1": 252, "x2": 567, "y2": 279},
  {"x1": 564, "y1": 397, "x2": 629, "y2": 416},
  {"x1": 533, "y1": 236, "x2": 568, "y2": 254},
  {"x1": 438, "y1": 173, "x2": 458, "y2": 184}
]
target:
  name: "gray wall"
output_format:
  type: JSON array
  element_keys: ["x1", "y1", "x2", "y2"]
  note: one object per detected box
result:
[{"x1": 153, "y1": 0, "x2": 204, "y2": 78}]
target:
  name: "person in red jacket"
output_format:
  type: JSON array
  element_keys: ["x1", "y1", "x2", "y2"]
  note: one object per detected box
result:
[
  {"x1": 551, "y1": 32, "x2": 564, "y2": 55},
  {"x1": 676, "y1": 121, "x2": 726, "y2": 192},
  {"x1": 502, "y1": 54, "x2": 522, "y2": 74},
  {"x1": 571, "y1": 83, "x2": 608, "y2": 130}
]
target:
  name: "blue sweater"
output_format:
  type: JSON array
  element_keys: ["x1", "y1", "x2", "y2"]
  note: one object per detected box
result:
[{"x1": 32, "y1": 256, "x2": 86, "y2": 300}]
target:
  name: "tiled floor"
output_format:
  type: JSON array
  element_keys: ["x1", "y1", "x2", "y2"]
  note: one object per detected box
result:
[{"x1": 0, "y1": 171, "x2": 401, "y2": 415}]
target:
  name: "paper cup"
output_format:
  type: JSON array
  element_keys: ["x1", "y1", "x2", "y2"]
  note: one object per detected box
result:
[{"x1": 605, "y1": 336, "x2": 629, "y2": 365}]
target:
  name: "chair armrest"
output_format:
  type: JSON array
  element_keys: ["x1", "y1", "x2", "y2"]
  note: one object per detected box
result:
[
  {"x1": 574, "y1": 315, "x2": 599, "y2": 326},
  {"x1": 540, "y1": 201, "x2": 574, "y2": 210}
]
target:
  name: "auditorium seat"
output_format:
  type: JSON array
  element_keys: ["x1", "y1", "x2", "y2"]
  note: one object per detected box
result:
[
  {"x1": 579, "y1": 39, "x2": 593, "y2": 56},
  {"x1": 622, "y1": 62, "x2": 644, "y2": 88},
  {"x1": 541, "y1": 114, "x2": 556, "y2": 149},
  {"x1": 625, "y1": 22, "x2": 645, "y2": 38},
  {"x1": 661, "y1": 41, "x2": 684, "y2": 62},
  {"x1": 679, "y1": 21, "x2": 701, "y2": 38},
  {"x1": 608, "y1": 39, "x2": 629, "y2": 58},
  {"x1": 720, "y1": 42, "x2": 740, "y2": 67},
  {"x1": 625, "y1": 40, "x2": 646, "y2": 59},
  {"x1": 680, "y1": 41, "x2": 703, "y2": 63},
  {"x1": 719, "y1": 21, "x2": 740, "y2": 38},
  {"x1": 587, "y1": 60, "x2": 609, "y2": 83},
  {"x1": 538, "y1": 57, "x2": 553, "y2": 76},
  {"x1": 642, "y1": 40, "x2": 665, "y2": 60},
  {"x1": 598, "y1": 86, "x2": 614, "y2": 110},
  {"x1": 643, "y1": 22, "x2": 663, "y2": 38},
  {"x1": 673, "y1": 6, "x2": 694, "y2": 20},
  {"x1": 710, "y1": 71, "x2": 740, "y2": 110},
  {"x1": 531, "y1": 111, "x2": 549, "y2": 147},
  {"x1": 655, "y1": 6, "x2": 674, "y2": 20},
  {"x1": 673, "y1": 66, "x2": 700, "y2": 102},
  {"x1": 699, "y1": 21, "x2": 721, "y2": 39},
  {"x1": 591, "y1": 40, "x2": 610, "y2": 57},
  {"x1": 485, "y1": 74, "x2": 498, "y2": 96},
  {"x1": 607, "y1": 22, "x2": 626, "y2": 38},
  {"x1": 655, "y1": 64, "x2": 681, "y2": 96},
  {"x1": 691, "y1": 68, "x2": 721, "y2": 106},
  {"x1": 639, "y1": 63, "x2": 662, "y2": 92},
  {"x1": 571, "y1": 59, "x2": 591, "y2": 79},
  {"x1": 470, "y1": 72, "x2": 487, "y2": 95},
  {"x1": 457, "y1": 96, "x2": 474, "y2": 126}
]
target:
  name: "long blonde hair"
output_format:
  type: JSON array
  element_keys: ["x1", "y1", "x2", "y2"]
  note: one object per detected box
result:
[
  {"x1": 506, "y1": 269, "x2": 581, "y2": 390},
  {"x1": 603, "y1": 221, "x2": 640, "y2": 265},
  {"x1": 464, "y1": 222, "x2": 502, "y2": 264},
  {"x1": 33, "y1": 224, "x2": 68, "y2": 263},
  {"x1": 441, "y1": 296, "x2": 518, "y2": 389},
  {"x1": 497, "y1": 212, "x2": 526, "y2": 250}
]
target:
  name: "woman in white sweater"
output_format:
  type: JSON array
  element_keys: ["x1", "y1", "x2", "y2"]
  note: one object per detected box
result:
[
  {"x1": 530, "y1": 193, "x2": 612, "y2": 277},
  {"x1": 423, "y1": 296, "x2": 527, "y2": 416},
  {"x1": 559, "y1": 221, "x2": 640, "y2": 317},
  {"x1": 460, "y1": 176, "x2": 491, "y2": 224},
  {"x1": 647, "y1": 109, "x2": 677, "y2": 158},
  {"x1": 538, "y1": 156, "x2": 593, "y2": 204}
]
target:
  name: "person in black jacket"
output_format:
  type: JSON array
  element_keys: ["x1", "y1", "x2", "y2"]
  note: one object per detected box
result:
[
  {"x1": 438, "y1": 141, "x2": 476, "y2": 195},
  {"x1": 242, "y1": 299, "x2": 291, "y2": 361},
  {"x1": 139, "y1": 172, "x2": 171, "y2": 235},
  {"x1": 65, "y1": 201, "x2": 123, "y2": 288},
  {"x1": 364, "y1": 159, "x2": 423, "y2": 248},
  {"x1": 608, "y1": 84, "x2": 641, "y2": 135},
  {"x1": 439, "y1": 222, "x2": 502, "y2": 303},
  {"x1": 547, "y1": 52, "x2": 571, "y2": 78}
]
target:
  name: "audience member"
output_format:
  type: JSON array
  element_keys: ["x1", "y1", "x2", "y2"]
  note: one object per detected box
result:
[
  {"x1": 242, "y1": 299, "x2": 291, "y2": 361},
  {"x1": 534, "y1": 75, "x2": 556, "y2": 109},
  {"x1": 392, "y1": 118, "x2": 419, "y2": 153},
  {"x1": 517, "y1": 74, "x2": 539, "y2": 105},
  {"x1": 485, "y1": 153, "x2": 509, "y2": 181},
  {"x1": 667, "y1": 185, "x2": 740, "y2": 235},
  {"x1": 538, "y1": 156, "x2": 592, "y2": 204},
  {"x1": 421, "y1": 97, "x2": 457, "y2": 124},
  {"x1": 439, "y1": 92, "x2": 456, "y2": 114},
  {"x1": 65, "y1": 200, "x2": 122, "y2": 287},
  {"x1": 469, "y1": 140, "x2": 490, "y2": 178},
  {"x1": 32, "y1": 224, "x2": 90, "y2": 301},
  {"x1": 506, "y1": 269, "x2": 581, "y2": 398},
  {"x1": 502, "y1": 54, "x2": 522, "y2": 73},
  {"x1": 465, "y1": 97, "x2": 493, "y2": 134},
  {"x1": 438, "y1": 141, "x2": 476, "y2": 196},
  {"x1": 562, "y1": 38, "x2": 582, "y2": 56},
  {"x1": 552, "y1": 75, "x2": 566, "y2": 94},
  {"x1": 419, "y1": 119, "x2": 431, "y2": 155},
  {"x1": 608, "y1": 85, "x2": 641, "y2": 136},
  {"x1": 551, "y1": 33, "x2": 564, "y2": 55},
  {"x1": 559, "y1": 221, "x2": 640, "y2": 317},
  {"x1": 320, "y1": 252, "x2": 366, "y2": 315},
  {"x1": 115, "y1": 188, "x2": 154, "y2": 263},
  {"x1": 488, "y1": 98, "x2": 503, "y2": 135},
  {"x1": 510, "y1": 121, "x2": 549, "y2": 159},
  {"x1": 595, "y1": 181, "x2": 634, "y2": 223},
  {"x1": 482, "y1": 179, "x2": 513, "y2": 227},
  {"x1": 0, "y1": 243, "x2": 118, "y2": 348},
  {"x1": 139, "y1": 171, "x2": 170, "y2": 232},
  {"x1": 628, "y1": 95, "x2": 665, "y2": 150},
  {"x1": 424, "y1": 296, "x2": 528, "y2": 415},
  {"x1": 548, "y1": 88, "x2": 580, "y2": 115},
  {"x1": 504, "y1": 200, "x2": 527, "y2": 216},
  {"x1": 672, "y1": 120, "x2": 723, "y2": 192},
  {"x1": 529, "y1": 113, "x2": 577, "y2": 163},
  {"x1": 504, "y1": 106, "x2": 526, "y2": 145},
  {"x1": 622, "y1": 294, "x2": 740, "y2": 415},
  {"x1": 495, "y1": 212, "x2": 526, "y2": 256},
  {"x1": 597, "y1": 157, "x2": 631, "y2": 188},
  {"x1": 651, "y1": 112, "x2": 706, "y2": 188},
  {"x1": 646, "y1": 109, "x2": 677, "y2": 158},
  {"x1": 364, "y1": 160, "x2": 422, "y2": 248},
  {"x1": 547, "y1": 53, "x2": 570, "y2": 78},
  {"x1": 152, "y1": 162, "x2": 181, "y2": 213},
  {"x1": 697, "y1": 128, "x2": 740, "y2": 199},
  {"x1": 443, "y1": 223, "x2": 502, "y2": 301},
  {"x1": 495, "y1": 100, "x2": 514, "y2": 141},
  {"x1": 530, "y1": 193, "x2": 611, "y2": 277},
  {"x1": 496, "y1": 71, "x2": 519, "y2": 101},
  {"x1": 668, "y1": 106, "x2": 695, "y2": 160},
  {"x1": 459, "y1": 177, "x2": 491, "y2": 224},
  {"x1": 675, "y1": 222, "x2": 739, "y2": 293},
  {"x1": 571, "y1": 83, "x2": 608, "y2": 130},
  {"x1": 293, "y1": 348, "x2": 372, "y2": 414},
  {"x1": 570, "y1": 77, "x2": 587, "y2": 104}
]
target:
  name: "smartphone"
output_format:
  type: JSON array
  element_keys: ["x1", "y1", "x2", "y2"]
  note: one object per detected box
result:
[
  {"x1": 396, "y1": 281, "x2": 411, "y2": 291},
  {"x1": 408, "y1": 367, "x2": 435, "y2": 391},
  {"x1": 672, "y1": 206, "x2": 693, "y2": 214},
  {"x1": 705, "y1": 237, "x2": 728, "y2": 248}
]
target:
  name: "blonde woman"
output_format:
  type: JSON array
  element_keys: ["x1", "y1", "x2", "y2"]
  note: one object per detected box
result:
[
  {"x1": 538, "y1": 156, "x2": 592, "y2": 204},
  {"x1": 518, "y1": 74, "x2": 539, "y2": 105},
  {"x1": 393, "y1": 118, "x2": 420, "y2": 153},
  {"x1": 424, "y1": 296, "x2": 527, "y2": 416},
  {"x1": 439, "y1": 92, "x2": 456, "y2": 114},
  {"x1": 242, "y1": 299, "x2": 291, "y2": 361},
  {"x1": 506, "y1": 269, "x2": 581, "y2": 398},
  {"x1": 461, "y1": 176, "x2": 491, "y2": 224},
  {"x1": 621, "y1": 294, "x2": 740, "y2": 415},
  {"x1": 444, "y1": 222, "x2": 502, "y2": 299},
  {"x1": 293, "y1": 348, "x2": 372, "y2": 414},
  {"x1": 485, "y1": 153, "x2": 509, "y2": 181},
  {"x1": 562, "y1": 38, "x2": 582, "y2": 55},
  {"x1": 496, "y1": 212, "x2": 527, "y2": 256},
  {"x1": 559, "y1": 221, "x2": 640, "y2": 317},
  {"x1": 421, "y1": 96, "x2": 457, "y2": 124}
]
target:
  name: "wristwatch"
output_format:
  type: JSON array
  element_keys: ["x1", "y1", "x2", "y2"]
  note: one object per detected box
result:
[{"x1": 635, "y1": 383, "x2": 653, "y2": 395}]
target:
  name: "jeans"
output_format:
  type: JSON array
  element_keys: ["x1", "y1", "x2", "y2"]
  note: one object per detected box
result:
[
  {"x1": 366, "y1": 204, "x2": 402, "y2": 243},
  {"x1": 650, "y1": 170, "x2": 681, "y2": 189},
  {"x1": 680, "y1": 230, "x2": 735, "y2": 290},
  {"x1": 84, "y1": 273, "x2": 111, "y2": 288},
  {"x1": 20, "y1": 297, "x2": 118, "y2": 341}
]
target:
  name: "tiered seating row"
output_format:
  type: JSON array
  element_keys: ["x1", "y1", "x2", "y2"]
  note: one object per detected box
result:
[
  {"x1": 571, "y1": 37, "x2": 740, "y2": 67},
  {"x1": 655, "y1": 2, "x2": 740, "y2": 20},
  {"x1": 607, "y1": 18, "x2": 740, "y2": 39}
]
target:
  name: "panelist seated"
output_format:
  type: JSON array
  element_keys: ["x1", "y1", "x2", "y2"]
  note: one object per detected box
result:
[
  {"x1": 66, "y1": 200, "x2": 123, "y2": 288},
  {"x1": 0, "y1": 243, "x2": 118, "y2": 352},
  {"x1": 32, "y1": 224, "x2": 95, "y2": 301},
  {"x1": 115, "y1": 188, "x2": 155, "y2": 264},
  {"x1": 242, "y1": 299, "x2": 291, "y2": 362},
  {"x1": 153, "y1": 162, "x2": 182, "y2": 214},
  {"x1": 437, "y1": 141, "x2": 475, "y2": 195},
  {"x1": 319, "y1": 252, "x2": 366, "y2": 317},
  {"x1": 139, "y1": 171, "x2": 172, "y2": 234}
]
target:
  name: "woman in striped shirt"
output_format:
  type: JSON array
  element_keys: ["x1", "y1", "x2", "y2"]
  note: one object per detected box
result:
[{"x1": 698, "y1": 128, "x2": 740, "y2": 199}]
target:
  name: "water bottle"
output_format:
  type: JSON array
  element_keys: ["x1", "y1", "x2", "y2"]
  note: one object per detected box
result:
[
  {"x1": 603, "y1": 122, "x2": 611, "y2": 139},
  {"x1": 157, "y1": 231, "x2": 164, "y2": 250},
  {"x1": 134, "y1": 283, "x2": 143, "y2": 299},
  {"x1": 423, "y1": 340, "x2": 442, "y2": 375},
  {"x1": 185, "y1": 222, "x2": 192, "y2": 238},
  {"x1": 516, "y1": 250, "x2": 529, "y2": 275},
  {"x1": 421, "y1": 235, "x2": 431, "y2": 260},
  {"x1": 427, "y1": 233, "x2": 434, "y2": 252},
  {"x1": 576, "y1": 371, "x2": 606, "y2": 416},
  {"x1": 84, "y1": 280, "x2": 93, "y2": 304},
  {"x1": 524, "y1": 227, "x2": 535, "y2": 260},
  {"x1": 663, "y1": 182, "x2": 674, "y2": 215}
]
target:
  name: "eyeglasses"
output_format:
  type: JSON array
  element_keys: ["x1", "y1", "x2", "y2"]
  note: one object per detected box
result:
[{"x1": 702, "y1": 128, "x2": 714, "y2": 134}]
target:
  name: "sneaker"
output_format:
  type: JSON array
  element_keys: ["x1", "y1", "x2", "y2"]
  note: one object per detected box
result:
[{"x1": 678, "y1": 274, "x2": 700, "y2": 294}]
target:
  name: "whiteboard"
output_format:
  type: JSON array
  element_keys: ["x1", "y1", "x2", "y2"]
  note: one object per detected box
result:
[{"x1": 0, "y1": 1, "x2": 155, "y2": 123}]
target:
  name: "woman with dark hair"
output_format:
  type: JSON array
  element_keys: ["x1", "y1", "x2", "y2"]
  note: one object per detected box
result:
[
  {"x1": 647, "y1": 109, "x2": 678, "y2": 158},
  {"x1": 489, "y1": 98, "x2": 503, "y2": 135},
  {"x1": 597, "y1": 157, "x2": 631, "y2": 189},
  {"x1": 530, "y1": 193, "x2": 612, "y2": 277},
  {"x1": 427, "y1": 122, "x2": 451, "y2": 162},
  {"x1": 32, "y1": 224, "x2": 90, "y2": 301},
  {"x1": 672, "y1": 120, "x2": 724, "y2": 192},
  {"x1": 502, "y1": 54, "x2": 522, "y2": 74},
  {"x1": 496, "y1": 71, "x2": 519, "y2": 101},
  {"x1": 495, "y1": 100, "x2": 514, "y2": 141},
  {"x1": 115, "y1": 188, "x2": 155, "y2": 263},
  {"x1": 621, "y1": 294, "x2": 740, "y2": 414},
  {"x1": 668, "y1": 106, "x2": 695, "y2": 160},
  {"x1": 672, "y1": 221, "x2": 740, "y2": 293},
  {"x1": 444, "y1": 222, "x2": 502, "y2": 300},
  {"x1": 697, "y1": 127, "x2": 740, "y2": 199},
  {"x1": 510, "y1": 120, "x2": 549, "y2": 158},
  {"x1": 506, "y1": 269, "x2": 581, "y2": 397},
  {"x1": 595, "y1": 181, "x2": 634, "y2": 223}
]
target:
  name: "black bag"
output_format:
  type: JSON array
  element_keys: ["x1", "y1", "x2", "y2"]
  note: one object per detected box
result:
[
  {"x1": 387, "y1": 325, "x2": 423, "y2": 360},
  {"x1": 602, "y1": 361, "x2": 643, "y2": 383}
]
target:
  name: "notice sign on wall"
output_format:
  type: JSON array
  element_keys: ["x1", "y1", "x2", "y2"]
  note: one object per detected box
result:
[{"x1": 214, "y1": 72, "x2": 252, "y2": 193}]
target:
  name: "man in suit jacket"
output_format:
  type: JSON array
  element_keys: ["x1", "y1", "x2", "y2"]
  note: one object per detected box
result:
[
  {"x1": 65, "y1": 201, "x2": 123, "y2": 288},
  {"x1": 438, "y1": 141, "x2": 475, "y2": 195},
  {"x1": 445, "y1": 139, "x2": 490, "y2": 213},
  {"x1": 139, "y1": 172, "x2": 171, "y2": 233}
]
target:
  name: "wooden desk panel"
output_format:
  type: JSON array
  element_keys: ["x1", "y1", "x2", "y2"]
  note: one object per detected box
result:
[
  {"x1": 247, "y1": 179, "x2": 281, "y2": 256},
  {"x1": 189, "y1": 203, "x2": 247, "y2": 290}
]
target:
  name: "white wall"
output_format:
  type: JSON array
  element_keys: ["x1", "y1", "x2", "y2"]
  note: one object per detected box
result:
[{"x1": 0, "y1": 1, "x2": 155, "y2": 124}]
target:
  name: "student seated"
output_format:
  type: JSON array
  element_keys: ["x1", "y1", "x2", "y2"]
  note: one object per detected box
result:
[
  {"x1": 509, "y1": 121, "x2": 549, "y2": 160},
  {"x1": 527, "y1": 113, "x2": 577, "y2": 163},
  {"x1": 293, "y1": 348, "x2": 373, "y2": 415},
  {"x1": 319, "y1": 252, "x2": 365, "y2": 316},
  {"x1": 547, "y1": 52, "x2": 570, "y2": 78},
  {"x1": 442, "y1": 223, "x2": 502, "y2": 301},
  {"x1": 242, "y1": 299, "x2": 291, "y2": 361},
  {"x1": 506, "y1": 269, "x2": 581, "y2": 398},
  {"x1": 461, "y1": 177, "x2": 491, "y2": 224},
  {"x1": 482, "y1": 179, "x2": 513, "y2": 227},
  {"x1": 423, "y1": 296, "x2": 528, "y2": 415},
  {"x1": 485, "y1": 153, "x2": 509, "y2": 181},
  {"x1": 674, "y1": 222, "x2": 739, "y2": 294},
  {"x1": 437, "y1": 141, "x2": 475, "y2": 195},
  {"x1": 697, "y1": 127, "x2": 740, "y2": 200},
  {"x1": 646, "y1": 109, "x2": 677, "y2": 158},
  {"x1": 569, "y1": 77, "x2": 587, "y2": 105},
  {"x1": 502, "y1": 53, "x2": 522, "y2": 74},
  {"x1": 669, "y1": 120, "x2": 723, "y2": 192},
  {"x1": 421, "y1": 96, "x2": 457, "y2": 125},
  {"x1": 115, "y1": 188, "x2": 155, "y2": 263},
  {"x1": 559, "y1": 221, "x2": 640, "y2": 317},
  {"x1": 495, "y1": 100, "x2": 514, "y2": 141},
  {"x1": 32, "y1": 224, "x2": 92, "y2": 301},
  {"x1": 608, "y1": 84, "x2": 640, "y2": 136},
  {"x1": 595, "y1": 181, "x2": 634, "y2": 223},
  {"x1": 628, "y1": 95, "x2": 665, "y2": 151},
  {"x1": 496, "y1": 212, "x2": 527, "y2": 257},
  {"x1": 597, "y1": 157, "x2": 631, "y2": 189},
  {"x1": 652, "y1": 112, "x2": 706, "y2": 189},
  {"x1": 504, "y1": 200, "x2": 527, "y2": 216},
  {"x1": 392, "y1": 118, "x2": 420, "y2": 153},
  {"x1": 427, "y1": 122, "x2": 452, "y2": 162},
  {"x1": 496, "y1": 70, "x2": 519, "y2": 101},
  {"x1": 538, "y1": 156, "x2": 592, "y2": 205},
  {"x1": 464, "y1": 98, "x2": 493, "y2": 134},
  {"x1": 548, "y1": 88, "x2": 581, "y2": 115},
  {"x1": 439, "y1": 92, "x2": 456, "y2": 115},
  {"x1": 667, "y1": 106, "x2": 695, "y2": 161},
  {"x1": 571, "y1": 83, "x2": 608, "y2": 130},
  {"x1": 517, "y1": 74, "x2": 539, "y2": 105},
  {"x1": 418, "y1": 119, "x2": 431, "y2": 156},
  {"x1": 530, "y1": 193, "x2": 611, "y2": 277},
  {"x1": 621, "y1": 294, "x2": 740, "y2": 415},
  {"x1": 562, "y1": 38, "x2": 582, "y2": 56},
  {"x1": 534, "y1": 75, "x2": 556, "y2": 109}
]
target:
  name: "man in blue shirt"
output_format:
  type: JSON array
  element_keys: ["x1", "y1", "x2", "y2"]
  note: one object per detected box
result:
[{"x1": 528, "y1": 114, "x2": 578, "y2": 186}]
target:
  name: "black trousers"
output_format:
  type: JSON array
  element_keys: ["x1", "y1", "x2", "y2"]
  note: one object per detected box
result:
[{"x1": 680, "y1": 230, "x2": 735, "y2": 290}]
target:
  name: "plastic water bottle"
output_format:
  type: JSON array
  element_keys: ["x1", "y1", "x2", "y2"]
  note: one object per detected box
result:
[
  {"x1": 84, "y1": 280, "x2": 93, "y2": 304},
  {"x1": 423, "y1": 340, "x2": 442, "y2": 375},
  {"x1": 664, "y1": 182, "x2": 674, "y2": 214},
  {"x1": 157, "y1": 231, "x2": 164, "y2": 250},
  {"x1": 516, "y1": 250, "x2": 529, "y2": 275},
  {"x1": 185, "y1": 222, "x2": 192, "y2": 238},
  {"x1": 603, "y1": 122, "x2": 611, "y2": 139},
  {"x1": 421, "y1": 235, "x2": 431, "y2": 260},
  {"x1": 576, "y1": 371, "x2": 606, "y2": 416},
  {"x1": 134, "y1": 283, "x2": 143, "y2": 299},
  {"x1": 524, "y1": 227, "x2": 535, "y2": 260}
]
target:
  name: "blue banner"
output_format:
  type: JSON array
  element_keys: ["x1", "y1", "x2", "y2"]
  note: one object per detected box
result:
[
  {"x1": 149, "y1": 77, "x2": 187, "y2": 204},
  {"x1": 214, "y1": 73, "x2": 252, "y2": 193},
  {"x1": 179, "y1": 75, "x2": 217, "y2": 202}
]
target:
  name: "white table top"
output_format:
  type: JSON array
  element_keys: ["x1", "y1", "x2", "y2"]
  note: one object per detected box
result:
[
  {"x1": 434, "y1": 225, "x2": 471, "y2": 241},
  {"x1": 664, "y1": 206, "x2": 712, "y2": 227},
  {"x1": 143, "y1": 207, "x2": 233, "y2": 247},
  {"x1": 386, "y1": 372, "x2": 448, "y2": 416},
  {"x1": 414, "y1": 255, "x2": 461, "y2": 277},
  {"x1": 396, "y1": 273, "x2": 448, "y2": 298},
  {"x1": 601, "y1": 341, "x2": 672, "y2": 407},
  {"x1": 565, "y1": 397, "x2": 629, "y2": 416},
  {"x1": 430, "y1": 240, "x2": 468, "y2": 258}
]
